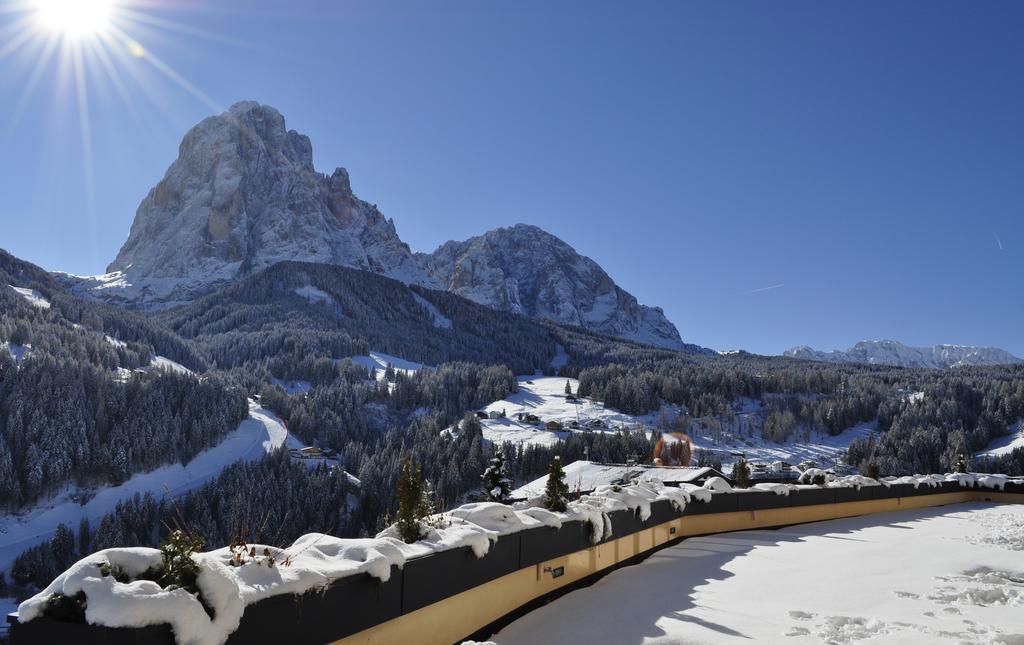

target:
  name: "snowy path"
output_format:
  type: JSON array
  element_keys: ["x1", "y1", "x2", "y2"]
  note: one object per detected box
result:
[
  {"x1": 489, "y1": 502, "x2": 1024, "y2": 644},
  {"x1": 0, "y1": 400, "x2": 301, "y2": 573}
]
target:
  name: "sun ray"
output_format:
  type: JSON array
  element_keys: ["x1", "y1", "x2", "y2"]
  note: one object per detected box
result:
[
  {"x1": 116, "y1": 6, "x2": 252, "y2": 49},
  {"x1": 106, "y1": 24, "x2": 220, "y2": 114},
  {"x1": 1, "y1": 34, "x2": 61, "y2": 141},
  {"x1": 71, "y1": 40, "x2": 101, "y2": 269}
]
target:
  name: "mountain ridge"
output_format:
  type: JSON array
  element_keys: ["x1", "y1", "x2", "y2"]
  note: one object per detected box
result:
[
  {"x1": 63, "y1": 101, "x2": 684, "y2": 350},
  {"x1": 784, "y1": 339, "x2": 1022, "y2": 369}
]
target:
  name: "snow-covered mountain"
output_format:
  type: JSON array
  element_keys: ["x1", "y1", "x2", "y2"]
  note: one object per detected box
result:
[
  {"x1": 784, "y1": 340, "x2": 1022, "y2": 368},
  {"x1": 418, "y1": 224, "x2": 684, "y2": 350},
  {"x1": 65, "y1": 101, "x2": 430, "y2": 308},
  {"x1": 61, "y1": 101, "x2": 685, "y2": 349}
]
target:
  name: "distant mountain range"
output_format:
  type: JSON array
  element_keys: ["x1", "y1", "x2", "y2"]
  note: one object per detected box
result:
[
  {"x1": 62, "y1": 101, "x2": 684, "y2": 350},
  {"x1": 784, "y1": 340, "x2": 1022, "y2": 369}
]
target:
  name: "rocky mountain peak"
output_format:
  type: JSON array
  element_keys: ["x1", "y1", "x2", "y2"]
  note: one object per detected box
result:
[
  {"x1": 86, "y1": 101, "x2": 427, "y2": 307},
  {"x1": 418, "y1": 224, "x2": 684, "y2": 350},
  {"x1": 783, "y1": 339, "x2": 1022, "y2": 368}
]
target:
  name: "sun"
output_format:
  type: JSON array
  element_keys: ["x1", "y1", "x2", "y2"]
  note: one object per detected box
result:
[{"x1": 32, "y1": 0, "x2": 117, "y2": 39}]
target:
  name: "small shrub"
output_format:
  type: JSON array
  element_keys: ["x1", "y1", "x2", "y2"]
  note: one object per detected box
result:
[
  {"x1": 43, "y1": 592, "x2": 86, "y2": 623},
  {"x1": 159, "y1": 530, "x2": 204, "y2": 592}
]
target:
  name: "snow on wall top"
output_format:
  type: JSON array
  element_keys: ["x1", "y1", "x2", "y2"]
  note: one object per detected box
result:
[{"x1": 15, "y1": 471, "x2": 1020, "y2": 645}]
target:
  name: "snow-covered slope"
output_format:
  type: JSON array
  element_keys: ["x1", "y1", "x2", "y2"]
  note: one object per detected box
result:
[
  {"x1": 418, "y1": 224, "x2": 684, "y2": 350},
  {"x1": 7, "y1": 285, "x2": 50, "y2": 309},
  {"x1": 785, "y1": 339, "x2": 1021, "y2": 368},
  {"x1": 478, "y1": 378, "x2": 877, "y2": 471},
  {"x1": 65, "y1": 101, "x2": 429, "y2": 307},
  {"x1": 0, "y1": 400, "x2": 302, "y2": 574},
  {"x1": 472, "y1": 376, "x2": 658, "y2": 448},
  {"x1": 489, "y1": 502, "x2": 1024, "y2": 644},
  {"x1": 976, "y1": 419, "x2": 1024, "y2": 459}
]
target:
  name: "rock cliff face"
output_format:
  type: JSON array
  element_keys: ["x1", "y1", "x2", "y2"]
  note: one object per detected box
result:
[
  {"x1": 418, "y1": 225, "x2": 684, "y2": 350},
  {"x1": 68, "y1": 102, "x2": 685, "y2": 349},
  {"x1": 76, "y1": 101, "x2": 428, "y2": 307},
  {"x1": 784, "y1": 340, "x2": 1021, "y2": 368}
]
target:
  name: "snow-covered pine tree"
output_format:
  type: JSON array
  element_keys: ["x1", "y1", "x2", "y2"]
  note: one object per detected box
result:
[
  {"x1": 564, "y1": 380, "x2": 572, "y2": 395},
  {"x1": 544, "y1": 456, "x2": 570, "y2": 512},
  {"x1": 954, "y1": 453, "x2": 968, "y2": 474},
  {"x1": 482, "y1": 444, "x2": 513, "y2": 502}
]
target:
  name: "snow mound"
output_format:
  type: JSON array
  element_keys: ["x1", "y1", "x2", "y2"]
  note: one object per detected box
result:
[
  {"x1": 19, "y1": 536, "x2": 407, "y2": 645},
  {"x1": 703, "y1": 477, "x2": 732, "y2": 493},
  {"x1": 753, "y1": 482, "x2": 791, "y2": 496}
]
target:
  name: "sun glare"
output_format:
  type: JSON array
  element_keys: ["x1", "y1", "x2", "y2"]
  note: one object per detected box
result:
[{"x1": 33, "y1": 0, "x2": 116, "y2": 39}]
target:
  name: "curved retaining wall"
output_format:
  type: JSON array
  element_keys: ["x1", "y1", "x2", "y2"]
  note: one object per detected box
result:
[{"x1": 8, "y1": 483, "x2": 1023, "y2": 645}]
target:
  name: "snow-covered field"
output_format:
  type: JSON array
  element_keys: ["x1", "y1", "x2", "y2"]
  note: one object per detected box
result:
[
  {"x1": 488, "y1": 502, "x2": 1024, "y2": 645},
  {"x1": 480, "y1": 377, "x2": 656, "y2": 448},
  {"x1": 480, "y1": 378, "x2": 877, "y2": 471},
  {"x1": 693, "y1": 419, "x2": 879, "y2": 470},
  {"x1": 0, "y1": 400, "x2": 302, "y2": 574}
]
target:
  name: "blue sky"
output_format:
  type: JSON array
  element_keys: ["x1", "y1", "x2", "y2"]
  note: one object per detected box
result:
[{"x1": 0, "y1": 0, "x2": 1021, "y2": 356}]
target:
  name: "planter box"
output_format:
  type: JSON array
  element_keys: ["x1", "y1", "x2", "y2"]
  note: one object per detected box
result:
[
  {"x1": 832, "y1": 487, "x2": 870, "y2": 504},
  {"x1": 402, "y1": 534, "x2": 521, "y2": 613},
  {"x1": 519, "y1": 520, "x2": 594, "y2": 568},
  {"x1": 228, "y1": 565, "x2": 403, "y2": 645},
  {"x1": 681, "y1": 493, "x2": 738, "y2": 515},
  {"x1": 606, "y1": 508, "x2": 646, "y2": 541},
  {"x1": 885, "y1": 483, "x2": 917, "y2": 498},
  {"x1": 788, "y1": 487, "x2": 835, "y2": 507},
  {"x1": 647, "y1": 499, "x2": 682, "y2": 526},
  {"x1": 869, "y1": 484, "x2": 900, "y2": 500},
  {"x1": 7, "y1": 615, "x2": 173, "y2": 645},
  {"x1": 936, "y1": 481, "x2": 963, "y2": 495},
  {"x1": 734, "y1": 490, "x2": 788, "y2": 511},
  {"x1": 1002, "y1": 481, "x2": 1024, "y2": 495}
]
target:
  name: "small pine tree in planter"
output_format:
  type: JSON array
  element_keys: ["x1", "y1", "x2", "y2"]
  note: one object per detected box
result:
[
  {"x1": 158, "y1": 529, "x2": 205, "y2": 592},
  {"x1": 862, "y1": 458, "x2": 881, "y2": 480},
  {"x1": 482, "y1": 445, "x2": 513, "y2": 503},
  {"x1": 544, "y1": 456, "x2": 570, "y2": 512},
  {"x1": 732, "y1": 457, "x2": 751, "y2": 489},
  {"x1": 396, "y1": 457, "x2": 430, "y2": 543},
  {"x1": 954, "y1": 453, "x2": 968, "y2": 474}
]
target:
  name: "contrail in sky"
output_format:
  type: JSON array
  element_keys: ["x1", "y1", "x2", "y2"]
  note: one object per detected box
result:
[
  {"x1": 996, "y1": 235, "x2": 1004, "y2": 251},
  {"x1": 737, "y1": 283, "x2": 785, "y2": 296}
]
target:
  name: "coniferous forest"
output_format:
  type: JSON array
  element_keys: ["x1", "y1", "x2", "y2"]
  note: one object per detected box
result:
[{"x1": 2, "y1": 248, "x2": 1023, "y2": 594}]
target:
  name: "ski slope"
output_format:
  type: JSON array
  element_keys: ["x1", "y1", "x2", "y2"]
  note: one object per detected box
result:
[
  {"x1": 0, "y1": 400, "x2": 302, "y2": 574},
  {"x1": 8, "y1": 285, "x2": 50, "y2": 309},
  {"x1": 350, "y1": 351, "x2": 427, "y2": 380},
  {"x1": 976, "y1": 420, "x2": 1024, "y2": 459},
  {"x1": 489, "y1": 502, "x2": 1024, "y2": 644}
]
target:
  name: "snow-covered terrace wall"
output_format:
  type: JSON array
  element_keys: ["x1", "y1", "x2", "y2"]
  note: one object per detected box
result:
[{"x1": 8, "y1": 475, "x2": 1024, "y2": 645}]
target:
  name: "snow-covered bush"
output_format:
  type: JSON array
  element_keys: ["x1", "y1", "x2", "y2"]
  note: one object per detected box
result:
[{"x1": 799, "y1": 468, "x2": 831, "y2": 486}]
